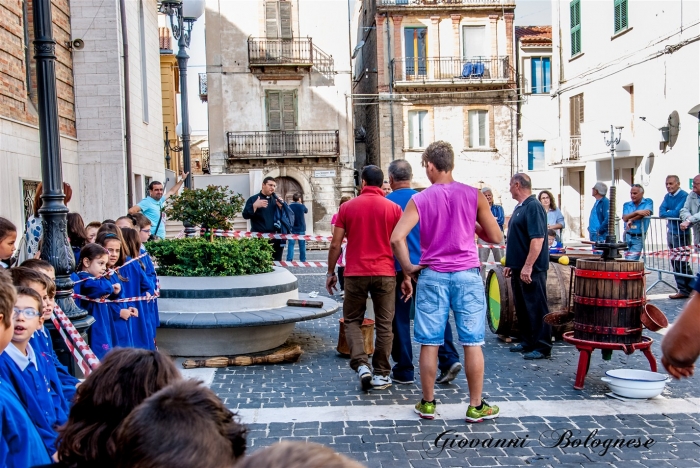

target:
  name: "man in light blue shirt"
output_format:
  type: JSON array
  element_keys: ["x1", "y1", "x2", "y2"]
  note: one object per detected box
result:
[
  {"x1": 128, "y1": 172, "x2": 187, "y2": 239},
  {"x1": 588, "y1": 182, "x2": 610, "y2": 243},
  {"x1": 622, "y1": 184, "x2": 653, "y2": 261}
]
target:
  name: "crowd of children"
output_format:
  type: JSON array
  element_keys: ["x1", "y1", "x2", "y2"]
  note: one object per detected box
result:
[{"x1": 0, "y1": 215, "x2": 366, "y2": 467}]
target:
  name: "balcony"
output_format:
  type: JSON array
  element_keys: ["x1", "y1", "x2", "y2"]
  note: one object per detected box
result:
[
  {"x1": 555, "y1": 136, "x2": 583, "y2": 165},
  {"x1": 378, "y1": 0, "x2": 515, "y2": 11},
  {"x1": 227, "y1": 130, "x2": 340, "y2": 159},
  {"x1": 248, "y1": 38, "x2": 335, "y2": 80},
  {"x1": 392, "y1": 56, "x2": 513, "y2": 88}
]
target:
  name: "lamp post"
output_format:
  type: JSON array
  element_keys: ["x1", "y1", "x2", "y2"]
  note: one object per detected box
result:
[
  {"x1": 159, "y1": 0, "x2": 205, "y2": 189},
  {"x1": 32, "y1": 0, "x2": 93, "y2": 372},
  {"x1": 596, "y1": 125, "x2": 628, "y2": 260},
  {"x1": 163, "y1": 125, "x2": 184, "y2": 170}
]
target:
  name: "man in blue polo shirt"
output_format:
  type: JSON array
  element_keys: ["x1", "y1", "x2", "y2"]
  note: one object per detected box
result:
[
  {"x1": 385, "y1": 160, "x2": 462, "y2": 385},
  {"x1": 659, "y1": 175, "x2": 691, "y2": 298},
  {"x1": 128, "y1": 172, "x2": 188, "y2": 240},
  {"x1": 622, "y1": 184, "x2": 653, "y2": 261}
]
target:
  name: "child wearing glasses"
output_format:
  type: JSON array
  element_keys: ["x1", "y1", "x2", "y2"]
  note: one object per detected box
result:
[
  {"x1": 0, "y1": 283, "x2": 67, "y2": 459},
  {"x1": 0, "y1": 271, "x2": 53, "y2": 466}
]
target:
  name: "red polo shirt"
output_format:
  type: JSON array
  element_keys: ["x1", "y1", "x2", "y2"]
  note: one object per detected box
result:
[{"x1": 335, "y1": 186, "x2": 403, "y2": 276}]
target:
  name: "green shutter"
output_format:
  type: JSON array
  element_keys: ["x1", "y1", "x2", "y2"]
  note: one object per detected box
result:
[
  {"x1": 280, "y1": 1, "x2": 293, "y2": 39},
  {"x1": 266, "y1": 91, "x2": 282, "y2": 130},
  {"x1": 281, "y1": 90, "x2": 296, "y2": 130},
  {"x1": 570, "y1": 0, "x2": 581, "y2": 56},
  {"x1": 265, "y1": 2, "x2": 279, "y2": 39},
  {"x1": 614, "y1": 0, "x2": 628, "y2": 33},
  {"x1": 266, "y1": 90, "x2": 296, "y2": 131}
]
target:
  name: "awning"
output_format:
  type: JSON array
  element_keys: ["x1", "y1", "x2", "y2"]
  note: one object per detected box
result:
[{"x1": 689, "y1": 104, "x2": 700, "y2": 116}]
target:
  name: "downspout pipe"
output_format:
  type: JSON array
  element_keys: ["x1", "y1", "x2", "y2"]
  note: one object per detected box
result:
[
  {"x1": 386, "y1": 14, "x2": 395, "y2": 162},
  {"x1": 119, "y1": 0, "x2": 134, "y2": 208}
]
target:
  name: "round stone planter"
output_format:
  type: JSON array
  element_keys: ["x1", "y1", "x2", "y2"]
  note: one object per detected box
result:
[{"x1": 156, "y1": 267, "x2": 338, "y2": 356}]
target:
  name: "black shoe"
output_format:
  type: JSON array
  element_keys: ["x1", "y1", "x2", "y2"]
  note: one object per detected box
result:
[
  {"x1": 510, "y1": 344, "x2": 529, "y2": 353},
  {"x1": 523, "y1": 350, "x2": 550, "y2": 360},
  {"x1": 436, "y1": 362, "x2": 462, "y2": 384}
]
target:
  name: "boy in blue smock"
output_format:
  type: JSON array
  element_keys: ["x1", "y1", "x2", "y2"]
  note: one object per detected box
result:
[
  {"x1": 0, "y1": 272, "x2": 52, "y2": 466},
  {"x1": 22, "y1": 259, "x2": 80, "y2": 403},
  {"x1": 0, "y1": 285, "x2": 65, "y2": 459}
]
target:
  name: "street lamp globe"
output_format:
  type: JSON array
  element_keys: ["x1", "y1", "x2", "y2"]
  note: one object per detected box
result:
[
  {"x1": 182, "y1": 0, "x2": 205, "y2": 20},
  {"x1": 176, "y1": 122, "x2": 183, "y2": 138}
]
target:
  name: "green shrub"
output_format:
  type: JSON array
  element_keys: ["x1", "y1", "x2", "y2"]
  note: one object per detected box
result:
[
  {"x1": 145, "y1": 237, "x2": 274, "y2": 277},
  {"x1": 165, "y1": 185, "x2": 245, "y2": 236}
]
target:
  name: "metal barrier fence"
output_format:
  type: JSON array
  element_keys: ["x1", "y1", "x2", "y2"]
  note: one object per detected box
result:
[{"x1": 642, "y1": 216, "x2": 697, "y2": 293}]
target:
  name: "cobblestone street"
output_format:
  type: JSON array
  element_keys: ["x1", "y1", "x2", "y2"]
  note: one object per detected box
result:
[{"x1": 208, "y1": 251, "x2": 700, "y2": 467}]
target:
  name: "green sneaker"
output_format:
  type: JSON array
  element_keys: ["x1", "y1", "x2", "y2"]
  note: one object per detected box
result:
[
  {"x1": 465, "y1": 400, "x2": 499, "y2": 423},
  {"x1": 414, "y1": 400, "x2": 436, "y2": 419}
]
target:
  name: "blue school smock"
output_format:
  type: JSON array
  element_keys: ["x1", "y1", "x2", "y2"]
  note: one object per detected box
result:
[
  {"x1": 0, "y1": 377, "x2": 52, "y2": 466},
  {"x1": 30, "y1": 327, "x2": 79, "y2": 405},
  {"x1": 121, "y1": 257, "x2": 155, "y2": 350},
  {"x1": 141, "y1": 247, "x2": 160, "y2": 338},
  {"x1": 76, "y1": 271, "x2": 118, "y2": 360},
  {"x1": 0, "y1": 345, "x2": 64, "y2": 455},
  {"x1": 29, "y1": 332, "x2": 71, "y2": 417},
  {"x1": 106, "y1": 272, "x2": 133, "y2": 349}
]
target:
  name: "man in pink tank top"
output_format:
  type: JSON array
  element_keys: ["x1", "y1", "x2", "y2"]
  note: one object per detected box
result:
[{"x1": 391, "y1": 141, "x2": 503, "y2": 422}]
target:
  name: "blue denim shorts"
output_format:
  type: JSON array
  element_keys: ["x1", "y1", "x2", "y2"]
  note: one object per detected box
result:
[{"x1": 413, "y1": 268, "x2": 486, "y2": 346}]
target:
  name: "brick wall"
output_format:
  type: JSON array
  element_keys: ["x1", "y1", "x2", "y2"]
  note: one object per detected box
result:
[{"x1": 0, "y1": 0, "x2": 76, "y2": 137}]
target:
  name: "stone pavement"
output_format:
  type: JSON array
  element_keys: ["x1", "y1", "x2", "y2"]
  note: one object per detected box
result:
[{"x1": 205, "y1": 252, "x2": 700, "y2": 467}]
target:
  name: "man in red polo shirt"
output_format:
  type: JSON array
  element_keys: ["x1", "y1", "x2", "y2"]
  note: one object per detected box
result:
[{"x1": 326, "y1": 165, "x2": 403, "y2": 391}]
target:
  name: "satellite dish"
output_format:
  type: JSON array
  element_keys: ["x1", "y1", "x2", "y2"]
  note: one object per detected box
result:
[
  {"x1": 668, "y1": 111, "x2": 680, "y2": 148},
  {"x1": 352, "y1": 40, "x2": 365, "y2": 59},
  {"x1": 71, "y1": 38, "x2": 84, "y2": 50}
]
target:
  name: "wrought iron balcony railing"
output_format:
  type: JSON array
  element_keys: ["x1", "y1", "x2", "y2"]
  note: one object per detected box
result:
[
  {"x1": 392, "y1": 56, "x2": 512, "y2": 84},
  {"x1": 568, "y1": 136, "x2": 581, "y2": 160},
  {"x1": 227, "y1": 130, "x2": 340, "y2": 159},
  {"x1": 379, "y1": 0, "x2": 512, "y2": 6},
  {"x1": 248, "y1": 38, "x2": 313, "y2": 66}
]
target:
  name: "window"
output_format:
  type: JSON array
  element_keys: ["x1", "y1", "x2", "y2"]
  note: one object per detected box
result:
[
  {"x1": 266, "y1": 1, "x2": 293, "y2": 39},
  {"x1": 139, "y1": 0, "x2": 149, "y2": 123},
  {"x1": 266, "y1": 90, "x2": 297, "y2": 131},
  {"x1": 408, "y1": 110, "x2": 427, "y2": 149},
  {"x1": 570, "y1": 0, "x2": 581, "y2": 56},
  {"x1": 569, "y1": 93, "x2": 584, "y2": 136},
  {"x1": 528, "y1": 141, "x2": 545, "y2": 171},
  {"x1": 462, "y1": 25, "x2": 486, "y2": 59},
  {"x1": 468, "y1": 110, "x2": 488, "y2": 148},
  {"x1": 404, "y1": 27, "x2": 427, "y2": 78},
  {"x1": 614, "y1": 0, "x2": 628, "y2": 34},
  {"x1": 531, "y1": 57, "x2": 551, "y2": 94}
]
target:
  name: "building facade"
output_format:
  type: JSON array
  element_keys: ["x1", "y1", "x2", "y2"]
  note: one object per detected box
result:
[
  {"x1": 550, "y1": 0, "x2": 700, "y2": 241},
  {"x1": 205, "y1": 0, "x2": 355, "y2": 234},
  {"x1": 0, "y1": 0, "x2": 79, "y2": 229},
  {"x1": 515, "y1": 26, "x2": 560, "y2": 204},
  {"x1": 353, "y1": 0, "x2": 518, "y2": 208}
]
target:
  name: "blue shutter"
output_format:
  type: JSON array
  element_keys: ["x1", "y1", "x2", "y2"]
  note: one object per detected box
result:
[
  {"x1": 543, "y1": 58, "x2": 551, "y2": 93},
  {"x1": 614, "y1": 0, "x2": 628, "y2": 33},
  {"x1": 528, "y1": 141, "x2": 545, "y2": 171},
  {"x1": 531, "y1": 58, "x2": 541, "y2": 94}
]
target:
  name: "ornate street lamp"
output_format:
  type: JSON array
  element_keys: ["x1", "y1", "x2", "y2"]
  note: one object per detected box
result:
[
  {"x1": 32, "y1": 0, "x2": 93, "y2": 372},
  {"x1": 163, "y1": 125, "x2": 184, "y2": 169},
  {"x1": 596, "y1": 125, "x2": 628, "y2": 260},
  {"x1": 159, "y1": 0, "x2": 205, "y2": 188}
]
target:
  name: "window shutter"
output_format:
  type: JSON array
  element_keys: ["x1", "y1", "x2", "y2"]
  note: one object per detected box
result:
[
  {"x1": 281, "y1": 90, "x2": 296, "y2": 130},
  {"x1": 570, "y1": 0, "x2": 581, "y2": 56},
  {"x1": 522, "y1": 58, "x2": 531, "y2": 94},
  {"x1": 569, "y1": 96, "x2": 576, "y2": 135},
  {"x1": 280, "y1": 1, "x2": 293, "y2": 39},
  {"x1": 266, "y1": 2, "x2": 279, "y2": 39},
  {"x1": 621, "y1": 0, "x2": 628, "y2": 31},
  {"x1": 478, "y1": 111, "x2": 487, "y2": 147},
  {"x1": 267, "y1": 91, "x2": 282, "y2": 130},
  {"x1": 578, "y1": 93, "x2": 584, "y2": 122},
  {"x1": 408, "y1": 111, "x2": 416, "y2": 148}
]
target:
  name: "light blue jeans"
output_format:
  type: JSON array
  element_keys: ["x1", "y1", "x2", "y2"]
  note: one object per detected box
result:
[
  {"x1": 624, "y1": 233, "x2": 644, "y2": 260},
  {"x1": 286, "y1": 239, "x2": 306, "y2": 262},
  {"x1": 414, "y1": 268, "x2": 486, "y2": 346}
]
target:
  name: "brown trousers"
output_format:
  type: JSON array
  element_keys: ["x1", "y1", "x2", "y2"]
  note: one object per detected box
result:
[{"x1": 343, "y1": 276, "x2": 396, "y2": 376}]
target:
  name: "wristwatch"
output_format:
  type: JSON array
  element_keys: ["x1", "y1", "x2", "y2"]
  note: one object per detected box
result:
[{"x1": 326, "y1": 272, "x2": 336, "y2": 277}]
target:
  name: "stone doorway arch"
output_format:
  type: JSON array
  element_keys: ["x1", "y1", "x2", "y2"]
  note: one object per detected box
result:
[{"x1": 274, "y1": 176, "x2": 304, "y2": 204}]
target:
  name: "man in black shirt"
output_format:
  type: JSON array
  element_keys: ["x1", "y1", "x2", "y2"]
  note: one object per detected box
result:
[
  {"x1": 243, "y1": 177, "x2": 285, "y2": 261},
  {"x1": 503, "y1": 173, "x2": 551, "y2": 359}
]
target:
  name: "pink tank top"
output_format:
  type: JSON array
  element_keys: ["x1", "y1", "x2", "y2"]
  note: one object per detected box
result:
[{"x1": 412, "y1": 181, "x2": 480, "y2": 272}]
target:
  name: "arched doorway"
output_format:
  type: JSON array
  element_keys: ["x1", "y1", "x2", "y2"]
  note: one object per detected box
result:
[{"x1": 274, "y1": 176, "x2": 304, "y2": 203}]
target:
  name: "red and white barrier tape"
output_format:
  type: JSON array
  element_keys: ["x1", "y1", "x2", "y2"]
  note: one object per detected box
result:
[
  {"x1": 203, "y1": 229, "x2": 338, "y2": 243},
  {"x1": 51, "y1": 314, "x2": 91, "y2": 376},
  {"x1": 73, "y1": 284, "x2": 160, "y2": 304},
  {"x1": 73, "y1": 252, "x2": 150, "y2": 284},
  {"x1": 52, "y1": 306, "x2": 100, "y2": 372}
]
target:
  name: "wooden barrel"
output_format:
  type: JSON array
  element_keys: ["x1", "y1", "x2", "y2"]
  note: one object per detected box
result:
[
  {"x1": 573, "y1": 259, "x2": 644, "y2": 344},
  {"x1": 486, "y1": 263, "x2": 574, "y2": 338}
]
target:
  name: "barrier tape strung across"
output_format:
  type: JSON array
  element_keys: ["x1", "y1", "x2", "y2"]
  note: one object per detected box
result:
[
  {"x1": 275, "y1": 261, "x2": 502, "y2": 268},
  {"x1": 73, "y1": 251, "x2": 150, "y2": 284},
  {"x1": 50, "y1": 313, "x2": 91, "y2": 376},
  {"x1": 74, "y1": 280, "x2": 160, "y2": 304},
  {"x1": 203, "y1": 229, "x2": 337, "y2": 243},
  {"x1": 51, "y1": 306, "x2": 100, "y2": 372}
]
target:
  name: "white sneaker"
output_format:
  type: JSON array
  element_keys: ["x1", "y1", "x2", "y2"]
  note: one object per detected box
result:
[
  {"x1": 357, "y1": 365, "x2": 372, "y2": 391},
  {"x1": 371, "y1": 374, "x2": 392, "y2": 390},
  {"x1": 340, "y1": 290, "x2": 345, "y2": 297}
]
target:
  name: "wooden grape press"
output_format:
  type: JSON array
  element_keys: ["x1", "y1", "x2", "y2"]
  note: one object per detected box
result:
[{"x1": 561, "y1": 168, "x2": 658, "y2": 390}]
